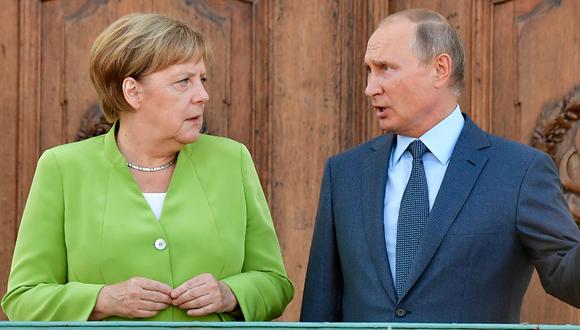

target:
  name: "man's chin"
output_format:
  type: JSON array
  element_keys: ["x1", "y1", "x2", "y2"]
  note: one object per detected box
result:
[{"x1": 378, "y1": 119, "x2": 395, "y2": 133}]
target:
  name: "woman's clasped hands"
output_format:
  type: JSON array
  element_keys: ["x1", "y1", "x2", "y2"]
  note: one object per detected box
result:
[{"x1": 89, "y1": 274, "x2": 238, "y2": 320}]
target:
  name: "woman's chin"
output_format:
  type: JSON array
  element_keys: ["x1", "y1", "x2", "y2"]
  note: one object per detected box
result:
[{"x1": 176, "y1": 130, "x2": 201, "y2": 145}]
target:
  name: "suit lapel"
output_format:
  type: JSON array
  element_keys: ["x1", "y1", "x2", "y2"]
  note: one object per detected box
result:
[
  {"x1": 400, "y1": 118, "x2": 490, "y2": 299},
  {"x1": 361, "y1": 134, "x2": 398, "y2": 304}
]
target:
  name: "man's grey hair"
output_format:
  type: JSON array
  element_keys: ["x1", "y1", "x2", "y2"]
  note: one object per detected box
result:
[{"x1": 380, "y1": 9, "x2": 465, "y2": 95}]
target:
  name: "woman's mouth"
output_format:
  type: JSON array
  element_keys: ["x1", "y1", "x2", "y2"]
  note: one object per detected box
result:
[{"x1": 186, "y1": 115, "x2": 202, "y2": 122}]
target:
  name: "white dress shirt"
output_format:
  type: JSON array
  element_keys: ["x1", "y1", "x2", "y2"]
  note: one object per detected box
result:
[
  {"x1": 384, "y1": 105, "x2": 464, "y2": 282},
  {"x1": 143, "y1": 192, "x2": 167, "y2": 221}
]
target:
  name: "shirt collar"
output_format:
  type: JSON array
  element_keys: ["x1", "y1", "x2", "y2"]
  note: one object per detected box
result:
[{"x1": 392, "y1": 105, "x2": 464, "y2": 166}]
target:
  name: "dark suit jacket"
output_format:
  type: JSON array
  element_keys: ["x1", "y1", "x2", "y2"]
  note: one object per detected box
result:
[{"x1": 300, "y1": 116, "x2": 580, "y2": 323}]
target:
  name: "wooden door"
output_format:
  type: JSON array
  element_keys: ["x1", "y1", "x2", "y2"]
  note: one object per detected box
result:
[{"x1": 493, "y1": 0, "x2": 580, "y2": 323}]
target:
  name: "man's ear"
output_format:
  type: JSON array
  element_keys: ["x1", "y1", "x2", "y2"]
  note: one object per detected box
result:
[
  {"x1": 122, "y1": 77, "x2": 142, "y2": 110},
  {"x1": 432, "y1": 53, "x2": 452, "y2": 89}
]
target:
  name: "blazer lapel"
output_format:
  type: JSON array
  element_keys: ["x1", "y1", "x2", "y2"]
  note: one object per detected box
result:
[
  {"x1": 361, "y1": 134, "x2": 398, "y2": 304},
  {"x1": 400, "y1": 118, "x2": 490, "y2": 299}
]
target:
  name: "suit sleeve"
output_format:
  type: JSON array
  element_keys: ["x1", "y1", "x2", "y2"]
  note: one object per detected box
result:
[
  {"x1": 516, "y1": 151, "x2": 580, "y2": 307},
  {"x1": 300, "y1": 160, "x2": 343, "y2": 321},
  {"x1": 220, "y1": 145, "x2": 294, "y2": 321},
  {"x1": 1, "y1": 150, "x2": 104, "y2": 321}
]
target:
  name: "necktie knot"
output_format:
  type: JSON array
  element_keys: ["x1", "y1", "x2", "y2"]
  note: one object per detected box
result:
[{"x1": 408, "y1": 140, "x2": 427, "y2": 160}]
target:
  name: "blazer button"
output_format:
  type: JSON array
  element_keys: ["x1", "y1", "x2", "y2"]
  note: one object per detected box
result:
[
  {"x1": 154, "y1": 239, "x2": 167, "y2": 250},
  {"x1": 395, "y1": 308, "x2": 407, "y2": 317}
]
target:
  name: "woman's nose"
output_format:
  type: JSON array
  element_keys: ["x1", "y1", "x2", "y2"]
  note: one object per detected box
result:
[{"x1": 193, "y1": 83, "x2": 209, "y2": 103}]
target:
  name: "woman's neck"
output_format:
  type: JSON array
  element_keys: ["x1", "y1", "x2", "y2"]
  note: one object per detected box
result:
[{"x1": 116, "y1": 120, "x2": 180, "y2": 167}]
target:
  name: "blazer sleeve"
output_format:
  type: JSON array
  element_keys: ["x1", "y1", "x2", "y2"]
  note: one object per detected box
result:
[
  {"x1": 516, "y1": 151, "x2": 580, "y2": 307},
  {"x1": 300, "y1": 159, "x2": 343, "y2": 321},
  {"x1": 1, "y1": 150, "x2": 104, "y2": 321},
  {"x1": 220, "y1": 145, "x2": 294, "y2": 321}
]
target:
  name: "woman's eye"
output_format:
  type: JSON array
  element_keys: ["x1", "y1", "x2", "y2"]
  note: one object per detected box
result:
[{"x1": 177, "y1": 79, "x2": 190, "y2": 87}]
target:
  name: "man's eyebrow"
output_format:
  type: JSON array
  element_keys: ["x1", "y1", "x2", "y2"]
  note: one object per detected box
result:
[
  {"x1": 364, "y1": 60, "x2": 390, "y2": 69},
  {"x1": 374, "y1": 60, "x2": 390, "y2": 67}
]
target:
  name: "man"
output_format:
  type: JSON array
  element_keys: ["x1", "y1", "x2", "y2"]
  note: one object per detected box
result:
[{"x1": 300, "y1": 9, "x2": 580, "y2": 323}]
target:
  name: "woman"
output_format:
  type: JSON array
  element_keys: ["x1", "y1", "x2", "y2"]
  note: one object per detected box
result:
[{"x1": 1, "y1": 13, "x2": 293, "y2": 321}]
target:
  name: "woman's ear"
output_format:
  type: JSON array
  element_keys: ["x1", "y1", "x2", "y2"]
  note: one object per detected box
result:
[
  {"x1": 122, "y1": 77, "x2": 142, "y2": 110},
  {"x1": 433, "y1": 53, "x2": 452, "y2": 89}
]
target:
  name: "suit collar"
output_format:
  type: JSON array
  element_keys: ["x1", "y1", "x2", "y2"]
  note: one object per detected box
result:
[
  {"x1": 362, "y1": 134, "x2": 398, "y2": 304},
  {"x1": 398, "y1": 115, "x2": 490, "y2": 299},
  {"x1": 104, "y1": 121, "x2": 126, "y2": 167},
  {"x1": 392, "y1": 105, "x2": 464, "y2": 166}
]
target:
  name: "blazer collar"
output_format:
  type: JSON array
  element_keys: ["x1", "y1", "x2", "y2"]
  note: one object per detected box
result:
[
  {"x1": 362, "y1": 134, "x2": 398, "y2": 304},
  {"x1": 104, "y1": 122, "x2": 126, "y2": 167},
  {"x1": 102, "y1": 121, "x2": 193, "y2": 193},
  {"x1": 103, "y1": 121, "x2": 197, "y2": 168}
]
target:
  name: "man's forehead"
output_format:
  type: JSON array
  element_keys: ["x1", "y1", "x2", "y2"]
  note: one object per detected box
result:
[
  {"x1": 365, "y1": 20, "x2": 414, "y2": 56},
  {"x1": 366, "y1": 36, "x2": 386, "y2": 54}
]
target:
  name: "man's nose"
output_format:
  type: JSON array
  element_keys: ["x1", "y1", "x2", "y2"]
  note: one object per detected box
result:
[{"x1": 365, "y1": 74, "x2": 381, "y2": 98}]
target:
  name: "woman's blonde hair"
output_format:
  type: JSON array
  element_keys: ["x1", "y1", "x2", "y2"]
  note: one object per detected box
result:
[{"x1": 89, "y1": 13, "x2": 211, "y2": 122}]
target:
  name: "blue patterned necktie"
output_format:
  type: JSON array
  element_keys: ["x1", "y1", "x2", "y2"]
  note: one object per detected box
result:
[{"x1": 395, "y1": 139, "x2": 429, "y2": 298}]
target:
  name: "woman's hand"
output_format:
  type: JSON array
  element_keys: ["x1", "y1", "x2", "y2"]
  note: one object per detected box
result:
[
  {"x1": 171, "y1": 273, "x2": 238, "y2": 317},
  {"x1": 89, "y1": 277, "x2": 173, "y2": 320}
]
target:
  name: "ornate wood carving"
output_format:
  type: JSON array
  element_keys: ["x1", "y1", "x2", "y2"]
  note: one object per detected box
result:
[
  {"x1": 76, "y1": 104, "x2": 112, "y2": 141},
  {"x1": 531, "y1": 86, "x2": 580, "y2": 225}
]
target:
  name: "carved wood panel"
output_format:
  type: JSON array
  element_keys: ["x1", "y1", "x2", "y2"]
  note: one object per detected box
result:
[
  {"x1": 511, "y1": 0, "x2": 580, "y2": 323},
  {"x1": 531, "y1": 87, "x2": 580, "y2": 224}
]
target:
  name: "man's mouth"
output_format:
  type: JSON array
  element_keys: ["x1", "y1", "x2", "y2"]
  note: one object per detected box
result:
[{"x1": 373, "y1": 105, "x2": 387, "y2": 113}]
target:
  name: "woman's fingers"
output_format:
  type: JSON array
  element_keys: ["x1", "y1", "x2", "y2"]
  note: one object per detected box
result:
[
  {"x1": 187, "y1": 303, "x2": 218, "y2": 317},
  {"x1": 172, "y1": 285, "x2": 207, "y2": 306},
  {"x1": 178, "y1": 292, "x2": 213, "y2": 309},
  {"x1": 141, "y1": 289, "x2": 173, "y2": 305},
  {"x1": 171, "y1": 276, "x2": 206, "y2": 300},
  {"x1": 133, "y1": 309, "x2": 158, "y2": 319},
  {"x1": 139, "y1": 278, "x2": 173, "y2": 296},
  {"x1": 170, "y1": 274, "x2": 238, "y2": 316},
  {"x1": 139, "y1": 300, "x2": 170, "y2": 311},
  {"x1": 91, "y1": 277, "x2": 173, "y2": 319}
]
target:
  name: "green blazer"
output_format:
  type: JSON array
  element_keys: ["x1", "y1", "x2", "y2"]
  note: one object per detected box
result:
[{"x1": 2, "y1": 127, "x2": 293, "y2": 321}]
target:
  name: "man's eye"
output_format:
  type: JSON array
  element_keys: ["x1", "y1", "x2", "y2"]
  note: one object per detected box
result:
[
  {"x1": 201, "y1": 77, "x2": 208, "y2": 83},
  {"x1": 382, "y1": 66, "x2": 390, "y2": 72}
]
